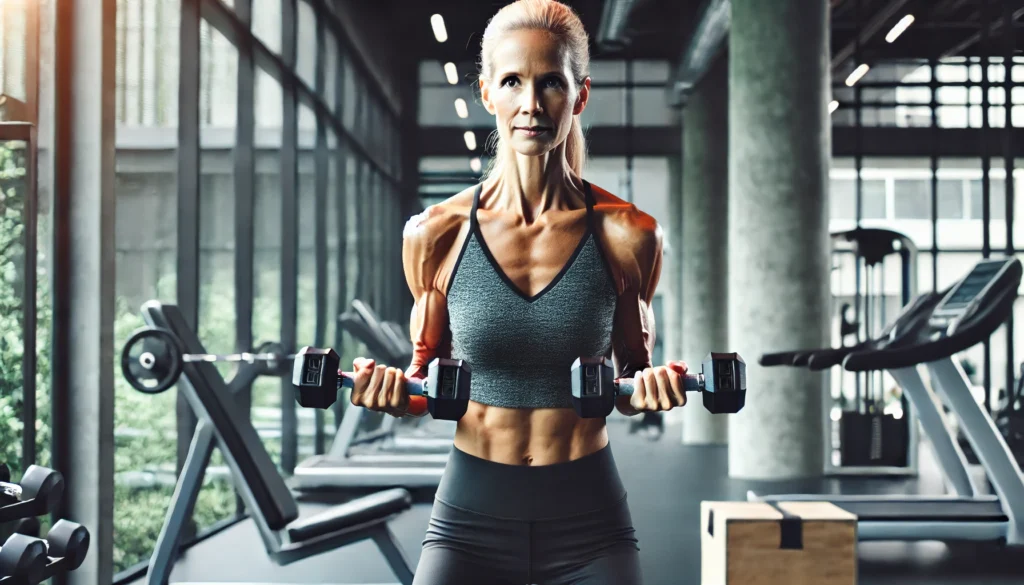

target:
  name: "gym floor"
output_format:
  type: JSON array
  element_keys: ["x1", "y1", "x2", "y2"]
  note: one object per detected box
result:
[{"x1": 136, "y1": 418, "x2": 1024, "y2": 585}]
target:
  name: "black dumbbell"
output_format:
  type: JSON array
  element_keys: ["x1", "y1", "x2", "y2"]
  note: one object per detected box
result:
[
  {"x1": 34, "y1": 520, "x2": 90, "y2": 584},
  {"x1": 569, "y1": 353, "x2": 747, "y2": 418},
  {"x1": 0, "y1": 466, "x2": 9, "y2": 484},
  {"x1": 0, "y1": 467, "x2": 65, "y2": 525},
  {"x1": 0, "y1": 533, "x2": 48, "y2": 585},
  {"x1": 292, "y1": 347, "x2": 473, "y2": 421}
]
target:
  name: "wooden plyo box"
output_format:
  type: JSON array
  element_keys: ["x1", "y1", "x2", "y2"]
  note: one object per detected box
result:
[{"x1": 700, "y1": 501, "x2": 858, "y2": 585}]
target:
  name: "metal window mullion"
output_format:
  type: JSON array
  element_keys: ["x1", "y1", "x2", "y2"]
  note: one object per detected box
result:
[
  {"x1": 312, "y1": 0, "x2": 328, "y2": 455},
  {"x1": 232, "y1": 0, "x2": 256, "y2": 516},
  {"x1": 176, "y1": 0, "x2": 203, "y2": 530},
  {"x1": 1004, "y1": 0, "x2": 1017, "y2": 400},
  {"x1": 279, "y1": 0, "x2": 299, "y2": 475}
]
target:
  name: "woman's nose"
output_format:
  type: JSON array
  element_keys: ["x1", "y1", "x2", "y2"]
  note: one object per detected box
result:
[{"x1": 518, "y1": 84, "x2": 544, "y2": 114}]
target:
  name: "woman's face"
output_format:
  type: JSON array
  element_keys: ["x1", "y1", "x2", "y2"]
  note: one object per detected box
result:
[{"x1": 480, "y1": 29, "x2": 590, "y2": 159}]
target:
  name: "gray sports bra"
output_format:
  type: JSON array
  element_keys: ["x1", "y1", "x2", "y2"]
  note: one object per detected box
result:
[{"x1": 444, "y1": 181, "x2": 618, "y2": 409}]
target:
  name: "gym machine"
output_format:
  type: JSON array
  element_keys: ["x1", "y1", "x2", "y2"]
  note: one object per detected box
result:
[
  {"x1": 826, "y1": 227, "x2": 919, "y2": 476},
  {"x1": 752, "y1": 257, "x2": 1024, "y2": 544},
  {"x1": 0, "y1": 465, "x2": 90, "y2": 584},
  {"x1": 120, "y1": 301, "x2": 415, "y2": 585}
]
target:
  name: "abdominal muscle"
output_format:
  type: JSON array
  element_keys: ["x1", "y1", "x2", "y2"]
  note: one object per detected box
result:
[{"x1": 452, "y1": 401, "x2": 610, "y2": 466}]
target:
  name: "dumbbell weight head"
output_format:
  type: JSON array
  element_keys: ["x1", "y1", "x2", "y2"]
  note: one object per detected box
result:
[
  {"x1": 17, "y1": 467, "x2": 64, "y2": 519},
  {"x1": 0, "y1": 533, "x2": 48, "y2": 584},
  {"x1": 120, "y1": 328, "x2": 183, "y2": 394},
  {"x1": 422, "y1": 358, "x2": 472, "y2": 421},
  {"x1": 292, "y1": 347, "x2": 341, "y2": 409},
  {"x1": 569, "y1": 357, "x2": 617, "y2": 418},
  {"x1": 44, "y1": 520, "x2": 90, "y2": 571},
  {"x1": 700, "y1": 352, "x2": 746, "y2": 414}
]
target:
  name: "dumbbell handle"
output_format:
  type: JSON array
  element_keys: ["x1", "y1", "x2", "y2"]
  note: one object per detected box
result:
[
  {"x1": 615, "y1": 374, "x2": 703, "y2": 396},
  {"x1": 337, "y1": 372, "x2": 426, "y2": 395}
]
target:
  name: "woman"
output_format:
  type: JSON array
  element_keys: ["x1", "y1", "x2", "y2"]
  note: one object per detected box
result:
[{"x1": 350, "y1": 1, "x2": 687, "y2": 583}]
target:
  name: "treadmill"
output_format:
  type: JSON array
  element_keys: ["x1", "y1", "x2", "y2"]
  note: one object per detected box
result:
[{"x1": 750, "y1": 257, "x2": 1024, "y2": 544}]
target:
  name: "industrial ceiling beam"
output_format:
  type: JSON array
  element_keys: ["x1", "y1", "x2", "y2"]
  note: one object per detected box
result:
[{"x1": 665, "y1": 0, "x2": 730, "y2": 107}]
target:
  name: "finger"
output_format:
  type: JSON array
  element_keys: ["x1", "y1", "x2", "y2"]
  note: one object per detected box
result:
[
  {"x1": 668, "y1": 368, "x2": 686, "y2": 407},
  {"x1": 654, "y1": 367, "x2": 673, "y2": 411},
  {"x1": 362, "y1": 364, "x2": 384, "y2": 408},
  {"x1": 630, "y1": 370, "x2": 646, "y2": 412},
  {"x1": 643, "y1": 369, "x2": 659, "y2": 411},
  {"x1": 375, "y1": 365, "x2": 393, "y2": 410},
  {"x1": 668, "y1": 360, "x2": 688, "y2": 376},
  {"x1": 389, "y1": 368, "x2": 408, "y2": 411}
]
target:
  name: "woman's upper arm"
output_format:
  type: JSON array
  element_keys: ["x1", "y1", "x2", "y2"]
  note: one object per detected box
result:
[
  {"x1": 402, "y1": 208, "x2": 455, "y2": 376},
  {"x1": 610, "y1": 213, "x2": 664, "y2": 378}
]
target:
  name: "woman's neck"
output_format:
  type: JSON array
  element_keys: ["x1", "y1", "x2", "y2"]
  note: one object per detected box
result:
[{"x1": 488, "y1": 147, "x2": 583, "y2": 224}]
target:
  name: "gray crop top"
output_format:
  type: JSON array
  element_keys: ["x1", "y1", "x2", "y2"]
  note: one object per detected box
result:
[{"x1": 444, "y1": 181, "x2": 618, "y2": 409}]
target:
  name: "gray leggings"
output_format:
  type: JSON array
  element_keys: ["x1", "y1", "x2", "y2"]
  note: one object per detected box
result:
[{"x1": 412, "y1": 445, "x2": 643, "y2": 585}]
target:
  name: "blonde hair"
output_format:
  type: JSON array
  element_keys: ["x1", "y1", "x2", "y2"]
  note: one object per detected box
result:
[{"x1": 478, "y1": 0, "x2": 590, "y2": 178}]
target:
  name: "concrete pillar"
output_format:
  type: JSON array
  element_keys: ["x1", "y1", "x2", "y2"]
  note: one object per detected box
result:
[
  {"x1": 680, "y1": 56, "x2": 730, "y2": 444},
  {"x1": 727, "y1": 0, "x2": 832, "y2": 478},
  {"x1": 662, "y1": 141, "x2": 684, "y2": 427}
]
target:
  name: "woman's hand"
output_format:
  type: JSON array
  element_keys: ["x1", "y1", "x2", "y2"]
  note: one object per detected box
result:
[
  {"x1": 349, "y1": 357, "x2": 410, "y2": 417},
  {"x1": 628, "y1": 361, "x2": 688, "y2": 412}
]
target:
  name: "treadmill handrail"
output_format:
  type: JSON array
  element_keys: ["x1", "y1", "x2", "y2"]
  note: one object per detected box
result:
[{"x1": 844, "y1": 286, "x2": 1017, "y2": 372}]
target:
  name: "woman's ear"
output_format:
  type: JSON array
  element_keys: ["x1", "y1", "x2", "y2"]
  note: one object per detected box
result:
[
  {"x1": 479, "y1": 77, "x2": 495, "y2": 115},
  {"x1": 573, "y1": 76, "x2": 591, "y2": 116}
]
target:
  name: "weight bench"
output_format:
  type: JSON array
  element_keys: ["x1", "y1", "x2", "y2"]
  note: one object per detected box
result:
[{"x1": 139, "y1": 300, "x2": 415, "y2": 585}]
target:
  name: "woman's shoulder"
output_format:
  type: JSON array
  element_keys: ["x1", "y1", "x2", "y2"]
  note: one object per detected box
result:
[
  {"x1": 587, "y1": 182, "x2": 662, "y2": 249},
  {"x1": 402, "y1": 186, "x2": 476, "y2": 245}
]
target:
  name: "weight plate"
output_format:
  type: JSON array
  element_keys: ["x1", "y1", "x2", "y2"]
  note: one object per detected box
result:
[
  {"x1": 120, "y1": 327, "x2": 183, "y2": 394},
  {"x1": 18, "y1": 466, "x2": 64, "y2": 516},
  {"x1": 0, "y1": 533, "x2": 47, "y2": 582},
  {"x1": 45, "y1": 520, "x2": 89, "y2": 570}
]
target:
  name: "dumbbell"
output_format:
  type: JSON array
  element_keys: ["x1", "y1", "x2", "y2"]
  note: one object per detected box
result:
[
  {"x1": 0, "y1": 467, "x2": 64, "y2": 524},
  {"x1": 0, "y1": 520, "x2": 89, "y2": 585},
  {"x1": 0, "y1": 533, "x2": 47, "y2": 585},
  {"x1": 120, "y1": 327, "x2": 293, "y2": 394},
  {"x1": 292, "y1": 347, "x2": 472, "y2": 421},
  {"x1": 570, "y1": 353, "x2": 747, "y2": 418},
  {"x1": 0, "y1": 466, "x2": 8, "y2": 484}
]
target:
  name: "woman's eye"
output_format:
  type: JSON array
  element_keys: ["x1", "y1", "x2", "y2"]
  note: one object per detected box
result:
[
  {"x1": 544, "y1": 78, "x2": 564, "y2": 89},
  {"x1": 501, "y1": 76, "x2": 519, "y2": 88}
]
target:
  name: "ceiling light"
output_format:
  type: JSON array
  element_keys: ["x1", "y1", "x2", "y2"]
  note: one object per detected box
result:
[
  {"x1": 885, "y1": 15, "x2": 915, "y2": 43},
  {"x1": 845, "y1": 64, "x2": 870, "y2": 87},
  {"x1": 454, "y1": 98, "x2": 469, "y2": 119},
  {"x1": 464, "y1": 131, "x2": 477, "y2": 151},
  {"x1": 430, "y1": 14, "x2": 448, "y2": 43},
  {"x1": 444, "y1": 62, "x2": 458, "y2": 84},
  {"x1": 829, "y1": 100, "x2": 839, "y2": 114},
  {"x1": 470, "y1": 157, "x2": 482, "y2": 173}
]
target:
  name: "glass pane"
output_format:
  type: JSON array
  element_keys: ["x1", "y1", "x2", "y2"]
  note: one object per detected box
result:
[
  {"x1": 326, "y1": 129, "x2": 341, "y2": 350},
  {"x1": 297, "y1": 104, "x2": 317, "y2": 349},
  {"x1": 0, "y1": 2, "x2": 28, "y2": 103},
  {"x1": 324, "y1": 29, "x2": 339, "y2": 111},
  {"x1": 830, "y1": 178, "x2": 856, "y2": 220},
  {"x1": 296, "y1": 0, "x2": 316, "y2": 89},
  {"x1": 585, "y1": 156, "x2": 627, "y2": 195},
  {"x1": 893, "y1": 178, "x2": 931, "y2": 220},
  {"x1": 969, "y1": 177, "x2": 1006, "y2": 221},
  {"x1": 580, "y1": 87, "x2": 625, "y2": 127},
  {"x1": 252, "y1": 0, "x2": 282, "y2": 53},
  {"x1": 861, "y1": 179, "x2": 887, "y2": 219},
  {"x1": 631, "y1": 60, "x2": 669, "y2": 83},
  {"x1": 937, "y1": 179, "x2": 965, "y2": 219},
  {"x1": 343, "y1": 54, "x2": 357, "y2": 130},
  {"x1": 253, "y1": 67, "x2": 284, "y2": 460},
  {"x1": 0, "y1": 141, "x2": 29, "y2": 478},
  {"x1": 111, "y1": 0, "x2": 181, "y2": 572},
  {"x1": 345, "y1": 151, "x2": 360, "y2": 311},
  {"x1": 631, "y1": 88, "x2": 673, "y2": 126}
]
